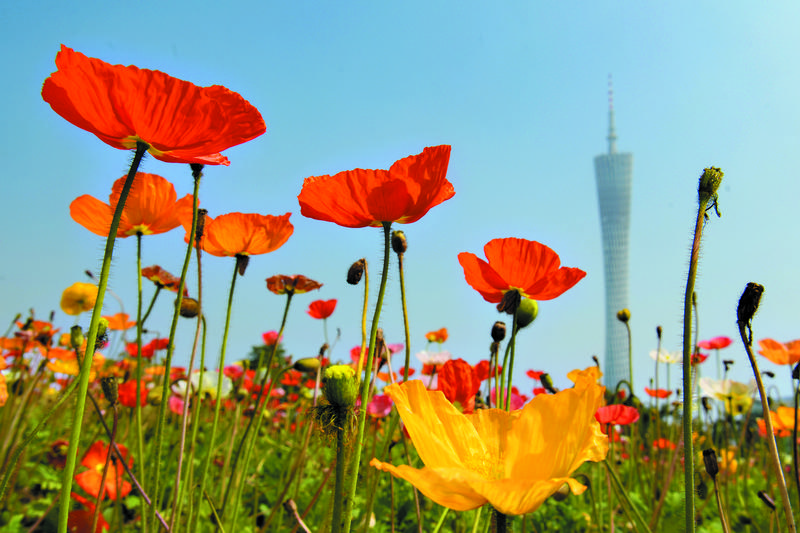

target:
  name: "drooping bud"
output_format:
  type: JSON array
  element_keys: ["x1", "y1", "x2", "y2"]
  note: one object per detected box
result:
[
  {"x1": 347, "y1": 259, "x2": 366, "y2": 285},
  {"x1": 592, "y1": 355, "x2": 600, "y2": 367},
  {"x1": 70, "y1": 325, "x2": 84, "y2": 350},
  {"x1": 551, "y1": 483, "x2": 571, "y2": 502},
  {"x1": 763, "y1": 371, "x2": 775, "y2": 379},
  {"x1": 757, "y1": 490, "x2": 776, "y2": 511},
  {"x1": 180, "y1": 297, "x2": 200, "y2": 318},
  {"x1": 236, "y1": 254, "x2": 250, "y2": 276},
  {"x1": 322, "y1": 365, "x2": 358, "y2": 409},
  {"x1": 737, "y1": 282, "x2": 764, "y2": 345},
  {"x1": 100, "y1": 376, "x2": 118, "y2": 406},
  {"x1": 541, "y1": 373, "x2": 558, "y2": 394},
  {"x1": 391, "y1": 230, "x2": 407, "y2": 255},
  {"x1": 701, "y1": 397, "x2": 712, "y2": 413},
  {"x1": 616, "y1": 309, "x2": 631, "y2": 323},
  {"x1": 793, "y1": 363, "x2": 800, "y2": 381},
  {"x1": 515, "y1": 298, "x2": 539, "y2": 329},
  {"x1": 293, "y1": 357, "x2": 321, "y2": 373},
  {"x1": 95, "y1": 318, "x2": 109, "y2": 350},
  {"x1": 656, "y1": 325, "x2": 662, "y2": 339},
  {"x1": 702, "y1": 448, "x2": 719, "y2": 479},
  {"x1": 496, "y1": 289, "x2": 521, "y2": 315},
  {"x1": 491, "y1": 321, "x2": 506, "y2": 342}
]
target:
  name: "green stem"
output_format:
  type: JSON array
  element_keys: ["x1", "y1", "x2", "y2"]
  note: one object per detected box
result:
[
  {"x1": 625, "y1": 319, "x2": 633, "y2": 392},
  {"x1": 502, "y1": 313, "x2": 518, "y2": 411},
  {"x1": 397, "y1": 251, "x2": 412, "y2": 384},
  {"x1": 431, "y1": 507, "x2": 450, "y2": 533},
  {"x1": 148, "y1": 166, "x2": 201, "y2": 530},
  {"x1": 140, "y1": 285, "x2": 162, "y2": 325},
  {"x1": 738, "y1": 322, "x2": 796, "y2": 533},
  {"x1": 91, "y1": 405, "x2": 118, "y2": 533},
  {"x1": 331, "y1": 408, "x2": 351, "y2": 533},
  {"x1": 681, "y1": 185, "x2": 710, "y2": 533},
  {"x1": 134, "y1": 233, "x2": 147, "y2": 533},
  {"x1": 57, "y1": 141, "x2": 147, "y2": 533},
  {"x1": 603, "y1": 459, "x2": 653, "y2": 533},
  {"x1": 341, "y1": 222, "x2": 393, "y2": 533},
  {"x1": 226, "y1": 292, "x2": 294, "y2": 531},
  {"x1": 492, "y1": 508, "x2": 507, "y2": 533}
]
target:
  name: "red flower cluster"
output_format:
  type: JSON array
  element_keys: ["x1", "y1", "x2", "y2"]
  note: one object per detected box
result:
[{"x1": 126, "y1": 338, "x2": 169, "y2": 359}]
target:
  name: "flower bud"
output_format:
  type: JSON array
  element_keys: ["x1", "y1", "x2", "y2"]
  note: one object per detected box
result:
[
  {"x1": 551, "y1": 483, "x2": 571, "y2": 502},
  {"x1": 293, "y1": 357, "x2": 321, "y2": 373},
  {"x1": 757, "y1": 490, "x2": 776, "y2": 511},
  {"x1": 100, "y1": 376, "x2": 118, "y2": 406},
  {"x1": 70, "y1": 325, "x2": 84, "y2": 350},
  {"x1": 541, "y1": 373, "x2": 558, "y2": 394},
  {"x1": 347, "y1": 259, "x2": 366, "y2": 285},
  {"x1": 656, "y1": 325, "x2": 662, "y2": 339},
  {"x1": 737, "y1": 282, "x2": 764, "y2": 343},
  {"x1": 491, "y1": 321, "x2": 506, "y2": 342},
  {"x1": 96, "y1": 318, "x2": 109, "y2": 350},
  {"x1": 515, "y1": 298, "x2": 538, "y2": 329},
  {"x1": 322, "y1": 365, "x2": 358, "y2": 408},
  {"x1": 180, "y1": 297, "x2": 200, "y2": 318},
  {"x1": 702, "y1": 448, "x2": 719, "y2": 479},
  {"x1": 391, "y1": 230, "x2": 407, "y2": 255},
  {"x1": 616, "y1": 309, "x2": 630, "y2": 323},
  {"x1": 698, "y1": 166, "x2": 723, "y2": 202}
]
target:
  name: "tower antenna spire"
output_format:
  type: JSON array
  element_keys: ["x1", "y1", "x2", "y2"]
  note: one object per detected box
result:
[{"x1": 607, "y1": 74, "x2": 617, "y2": 154}]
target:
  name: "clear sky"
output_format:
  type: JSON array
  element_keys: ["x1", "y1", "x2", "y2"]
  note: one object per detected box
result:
[{"x1": 2, "y1": 1, "x2": 800, "y2": 399}]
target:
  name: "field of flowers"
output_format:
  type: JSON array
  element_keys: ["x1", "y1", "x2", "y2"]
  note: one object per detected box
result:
[{"x1": 0, "y1": 45, "x2": 797, "y2": 533}]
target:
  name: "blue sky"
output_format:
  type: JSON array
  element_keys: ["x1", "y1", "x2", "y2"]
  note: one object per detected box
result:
[{"x1": 2, "y1": 1, "x2": 800, "y2": 399}]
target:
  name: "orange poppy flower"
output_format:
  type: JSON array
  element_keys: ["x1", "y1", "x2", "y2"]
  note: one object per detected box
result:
[
  {"x1": 758, "y1": 338, "x2": 800, "y2": 366},
  {"x1": 42, "y1": 45, "x2": 265, "y2": 166},
  {"x1": 71, "y1": 173, "x2": 192, "y2": 238},
  {"x1": 185, "y1": 212, "x2": 293, "y2": 257},
  {"x1": 307, "y1": 299, "x2": 337, "y2": 319},
  {"x1": 758, "y1": 407, "x2": 797, "y2": 438},
  {"x1": 103, "y1": 313, "x2": 136, "y2": 331},
  {"x1": 644, "y1": 387, "x2": 672, "y2": 399},
  {"x1": 74, "y1": 440, "x2": 133, "y2": 500},
  {"x1": 370, "y1": 368, "x2": 607, "y2": 515},
  {"x1": 141, "y1": 265, "x2": 187, "y2": 296},
  {"x1": 425, "y1": 328, "x2": 449, "y2": 343},
  {"x1": 266, "y1": 275, "x2": 323, "y2": 295},
  {"x1": 298, "y1": 145, "x2": 454, "y2": 228},
  {"x1": 457, "y1": 238, "x2": 586, "y2": 305},
  {"x1": 0, "y1": 374, "x2": 7, "y2": 407}
]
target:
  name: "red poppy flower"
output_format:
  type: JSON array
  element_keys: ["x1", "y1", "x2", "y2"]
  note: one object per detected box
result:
[
  {"x1": 307, "y1": 299, "x2": 337, "y2": 319},
  {"x1": 266, "y1": 274, "x2": 323, "y2": 295},
  {"x1": 425, "y1": 328, "x2": 449, "y2": 343},
  {"x1": 262, "y1": 331, "x2": 282, "y2": 345},
  {"x1": 298, "y1": 145, "x2": 454, "y2": 228},
  {"x1": 42, "y1": 45, "x2": 265, "y2": 166},
  {"x1": 142, "y1": 265, "x2": 187, "y2": 296},
  {"x1": 691, "y1": 352, "x2": 709, "y2": 365},
  {"x1": 74, "y1": 441, "x2": 133, "y2": 500},
  {"x1": 457, "y1": 238, "x2": 586, "y2": 304},
  {"x1": 527, "y1": 369, "x2": 545, "y2": 380},
  {"x1": 71, "y1": 173, "x2": 193, "y2": 238},
  {"x1": 437, "y1": 359, "x2": 481, "y2": 413},
  {"x1": 644, "y1": 387, "x2": 672, "y2": 399},
  {"x1": 594, "y1": 404, "x2": 639, "y2": 426},
  {"x1": 697, "y1": 336, "x2": 732, "y2": 350},
  {"x1": 103, "y1": 313, "x2": 136, "y2": 331},
  {"x1": 474, "y1": 360, "x2": 501, "y2": 382},
  {"x1": 69, "y1": 492, "x2": 109, "y2": 532},
  {"x1": 758, "y1": 339, "x2": 800, "y2": 366},
  {"x1": 118, "y1": 380, "x2": 147, "y2": 407},
  {"x1": 126, "y1": 338, "x2": 169, "y2": 359},
  {"x1": 533, "y1": 387, "x2": 547, "y2": 396},
  {"x1": 185, "y1": 212, "x2": 294, "y2": 258}
]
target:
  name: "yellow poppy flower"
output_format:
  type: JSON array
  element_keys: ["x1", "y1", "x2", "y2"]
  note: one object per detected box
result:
[
  {"x1": 60, "y1": 282, "x2": 98, "y2": 315},
  {"x1": 370, "y1": 369, "x2": 608, "y2": 515}
]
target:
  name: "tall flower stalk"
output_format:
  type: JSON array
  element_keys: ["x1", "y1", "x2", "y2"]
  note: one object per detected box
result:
[
  {"x1": 57, "y1": 141, "x2": 147, "y2": 532},
  {"x1": 681, "y1": 166, "x2": 723, "y2": 533}
]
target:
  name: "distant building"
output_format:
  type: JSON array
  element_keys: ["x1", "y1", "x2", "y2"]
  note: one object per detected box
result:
[{"x1": 594, "y1": 78, "x2": 633, "y2": 389}]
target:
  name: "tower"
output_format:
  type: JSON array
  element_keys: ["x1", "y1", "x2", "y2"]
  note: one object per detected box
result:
[{"x1": 594, "y1": 76, "x2": 633, "y2": 389}]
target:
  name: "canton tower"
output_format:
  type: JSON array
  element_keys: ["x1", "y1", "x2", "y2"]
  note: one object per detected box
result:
[{"x1": 594, "y1": 77, "x2": 633, "y2": 389}]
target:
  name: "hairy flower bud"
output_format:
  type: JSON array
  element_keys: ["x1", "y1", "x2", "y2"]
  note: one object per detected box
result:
[
  {"x1": 391, "y1": 230, "x2": 407, "y2": 255},
  {"x1": 702, "y1": 448, "x2": 719, "y2": 479},
  {"x1": 100, "y1": 376, "x2": 118, "y2": 406},
  {"x1": 616, "y1": 308, "x2": 631, "y2": 323},
  {"x1": 698, "y1": 167, "x2": 724, "y2": 202},
  {"x1": 293, "y1": 357, "x2": 321, "y2": 373},
  {"x1": 322, "y1": 365, "x2": 358, "y2": 408},
  {"x1": 541, "y1": 373, "x2": 558, "y2": 394},
  {"x1": 70, "y1": 325, "x2": 84, "y2": 350},
  {"x1": 491, "y1": 321, "x2": 506, "y2": 342},
  {"x1": 737, "y1": 282, "x2": 764, "y2": 345},
  {"x1": 180, "y1": 297, "x2": 200, "y2": 318},
  {"x1": 656, "y1": 325, "x2": 662, "y2": 339},
  {"x1": 347, "y1": 259, "x2": 366, "y2": 285},
  {"x1": 496, "y1": 289, "x2": 521, "y2": 315},
  {"x1": 96, "y1": 318, "x2": 109, "y2": 350},
  {"x1": 515, "y1": 298, "x2": 539, "y2": 329}
]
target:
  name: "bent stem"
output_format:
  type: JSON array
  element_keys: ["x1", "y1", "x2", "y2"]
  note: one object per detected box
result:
[
  {"x1": 57, "y1": 141, "x2": 147, "y2": 533},
  {"x1": 738, "y1": 321, "x2": 796, "y2": 532},
  {"x1": 148, "y1": 164, "x2": 201, "y2": 530},
  {"x1": 341, "y1": 222, "x2": 393, "y2": 533}
]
